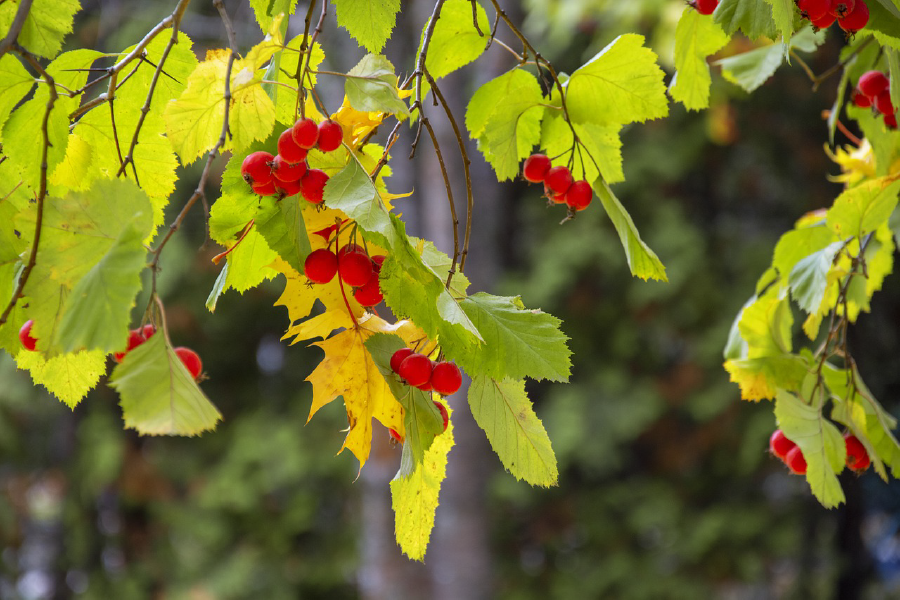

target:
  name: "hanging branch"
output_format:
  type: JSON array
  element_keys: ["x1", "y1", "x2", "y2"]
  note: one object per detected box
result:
[
  {"x1": 294, "y1": 0, "x2": 319, "y2": 119},
  {"x1": 409, "y1": 0, "x2": 446, "y2": 159}
]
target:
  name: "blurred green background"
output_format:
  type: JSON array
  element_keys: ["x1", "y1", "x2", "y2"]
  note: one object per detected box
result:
[{"x1": 2, "y1": 0, "x2": 900, "y2": 598}]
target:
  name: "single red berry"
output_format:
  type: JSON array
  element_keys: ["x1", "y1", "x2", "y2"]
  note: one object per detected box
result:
[
  {"x1": 337, "y1": 244, "x2": 374, "y2": 287},
  {"x1": 278, "y1": 129, "x2": 308, "y2": 164},
  {"x1": 390, "y1": 348, "x2": 414, "y2": 373},
  {"x1": 798, "y1": 0, "x2": 833, "y2": 20},
  {"x1": 252, "y1": 179, "x2": 278, "y2": 196},
  {"x1": 275, "y1": 177, "x2": 302, "y2": 197},
  {"x1": 769, "y1": 430, "x2": 797, "y2": 460},
  {"x1": 300, "y1": 169, "x2": 329, "y2": 204},
  {"x1": 434, "y1": 401, "x2": 449, "y2": 432},
  {"x1": 398, "y1": 353, "x2": 433, "y2": 387},
  {"x1": 317, "y1": 120, "x2": 344, "y2": 152},
  {"x1": 304, "y1": 249, "x2": 338, "y2": 284},
  {"x1": 544, "y1": 183, "x2": 567, "y2": 204},
  {"x1": 858, "y1": 71, "x2": 889, "y2": 98},
  {"x1": 691, "y1": 0, "x2": 719, "y2": 15},
  {"x1": 851, "y1": 89, "x2": 872, "y2": 108},
  {"x1": 371, "y1": 255, "x2": 386, "y2": 273},
  {"x1": 292, "y1": 117, "x2": 319, "y2": 150},
  {"x1": 838, "y1": 0, "x2": 869, "y2": 31},
  {"x1": 875, "y1": 90, "x2": 895, "y2": 116},
  {"x1": 18, "y1": 319, "x2": 37, "y2": 351},
  {"x1": 886, "y1": 113, "x2": 898, "y2": 129},
  {"x1": 142, "y1": 324, "x2": 156, "y2": 341},
  {"x1": 270, "y1": 155, "x2": 308, "y2": 183},
  {"x1": 785, "y1": 446, "x2": 807, "y2": 475},
  {"x1": 115, "y1": 328, "x2": 146, "y2": 362},
  {"x1": 565, "y1": 180, "x2": 593, "y2": 211},
  {"x1": 174, "y1": 346, "x2": 203, "y2": 380},
  {"x1": 241, "y1": 151, "x2": 274, "y2": 184},
  {"x1": 389, "y1": 428, "x2": 404, "y2": 443},
  {"x1": 430, "y1": 361, "x2": 462, "y2": 396},
  {"x1": 845, "y1": 434, "x2": 871, "y2": 472},
  {"x1": 833, "y1": 0, "x2": 856, "y2": 17},
  {"x1": 811, "y1": 11, "x2": 837, "y2": 28},
  {"x1": 523, "y1": 154, "x2": 552, "y2": 183},
  {"x1": 417, "y1": 379, "x2": 433, "y2": 392},
  {"x1": 353, "y1": 275, "x2": 383, "y2": 307},
  {"x1": 545, "y1": 166, "x2": 574, "y2": 194}
]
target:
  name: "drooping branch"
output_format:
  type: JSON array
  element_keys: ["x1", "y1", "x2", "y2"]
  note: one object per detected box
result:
[{"x1": 409, "y1": 0, "x2": 446, "y2": 159}]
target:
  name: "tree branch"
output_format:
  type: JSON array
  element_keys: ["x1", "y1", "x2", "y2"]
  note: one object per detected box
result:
[{"x1": 0, "y1": 0, "x2": 34, "y2": 59}]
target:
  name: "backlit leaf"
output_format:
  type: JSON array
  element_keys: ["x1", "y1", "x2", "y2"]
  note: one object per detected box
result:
[
  {"x1": 670, "y1": 7, "x2": 730, "y2": 111},
  {"x1": 332, "y1": 0, "x2": 400, "y2": 54},
  {"x1": 594, "y1": 181, "x2": 667, "y2": 281}
]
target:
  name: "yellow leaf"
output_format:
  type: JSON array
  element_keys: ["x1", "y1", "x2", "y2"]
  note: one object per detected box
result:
[{"x1": 15, "y1": 348, "x2": 107, "y2": 408}]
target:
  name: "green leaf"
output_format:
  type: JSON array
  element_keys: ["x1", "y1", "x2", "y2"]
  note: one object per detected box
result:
[
  {"x1": 422, "y1": 0, "x2": 489, "y2": 80},
  {"x1": 564, "y1": 34, "x2": 669, "y2": 126},
  {"x1": 440, "y1": 293, "x2": 571, "y2": 383},
  {"x1": 466, "y1": 69, "x2": 545, "y2": 181},
  {"x1": 713, "y1": 0, "x2": 777, "y2": 39},
  {"x1": 868, "y1": 0, "x2": 900, "y2": 43},
  {"x1": 249, "y1": 0, "x2": 298, "y2": 33},
  {"x1": 15, "y1": 348, "x2": 106, "y2": 408},
  {"x1": 418, "y1": 240, "x2": 470, "y2": 297},
  {"x1": 670, "y1": 7, "x2": 730, "y2": 111},
  {"x1": 468, "y1": 376, "x2": 557, "y2": 487},
  {"x1": 332, "y1": 0, "x2": 400, "y2": 54},
  {"x1": 345, "y1": 54, "x2": 409, "y2": 117},
  {"x1": 390, "y1": 402, "x2": 454, "y2": 561},
  {"x1": 206, "y1": 263, "x2": 229, "y2": 314},
  {"x1": 738, "y1": 286, "x2": 793, "y2": 357},
  {"x1": 540, "y1": 114, "x2": 624, "y2": 184},
  {"x1": 717, "y1": 27, "x2": 822, "y2": 94},
  {"x1": 223, "y1": 228, "x2": 279, "y2": 293},
  {"x1": 772, "y1": 224, "x2": 839, "y2": 278},
  {"x1": 827, "y1": 177, "x2": 900, "y2": 238},
  {"x1": 723, "y1": 355, "x2": 808, "y2": 401},
  {"x1": 723, "y1": 294, "x2": 756, "y2": 360},
  {"x1": 274, "y1": 35, "x2": 325, "y2": 126},
  {"x1": 255, "y1": 196, "x2": 312, "y2": 275},
  {"x1": 594, "y1": 181, "x2": 667, "y2": 281},
  {"x1": 775, "y1": 390, "x2": 846, "y2": 508},
  {"x1": 0, "y1": 54, "x2": 35, "y2": 143},
  {"x1": 762, "y1": 0, "x2": 795, "y2": 47},
  {"x1": 788, "y1": 240, "x2": 844, "y2": 314},
  {"x1": 109, "y1": 333, "x2": 222, "y2": 436},
  {"x1": 0, "y1": 0, "x2": 80, "y2": 59}
]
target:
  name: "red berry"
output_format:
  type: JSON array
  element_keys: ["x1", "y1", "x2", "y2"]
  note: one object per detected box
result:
[
  {"x1": 798, "y1": 0, "x2": 833, "y2": 20},
  {"x1": 544, "y1": 183, "x2": 567, "y2": 204},
  {"x1": 317, "y1": 120, "x2": 344, "y2": 152},
  {"x1": 398, "y1": 353, "x2": 433, "y2": 387},
  {"x1": 838, "y1": 0, "x2": 869, "y2": 31},
  {"x1": 833, "y1": 0, "x2": 856, "y2": 17},
  {"x1": 275, "y1": 177, "x2": 302, "y2": 198},
  {"x1": 292, "y1": 117, "x2": 319, "y2": 150},
  {"x1": 337, "y1": 244, "x2": 374, "y2": 287},
  {"x1": 241, "y1": 151, "x2": 274, "y2": 184},
  {"x1": 785, "y1": 446, "x2": 807, "y2": 475},
  {"x1": 523, "y1": 154, "x2": 551, "y2": 183},
  {"x1": 300, "y1": 169, "x2": 329, "y2": 204},
  {"x1": 851, "y1": 89, "x2": 872, "y2": 108},
  {"x1": 769, "y1": 430, "x2": 796, "y2": 460},
  {"x1": 389, "y1": 428, "x2": 404, "y2": 443},
  {"x1": 142, "y1": 324, "x2": 156, "y2": 341},
  {"x1": 18, "y1": 319, "x2": 37, "y2": 351},
  {"x1": 371, "y1": 255, "x2": 386, "y2": 273},
  {"x1": 434, "y1": 401, "x2": 449, "y2": 432},
  {"x1": 430, "y1": 361, "x2": 462, "y2": 396},
  {"x1": 252, "y1": 179, "x2": 278, "y2": 196},
  {"x1": 278, "y1": 129, "x2": 308, "y2": 164},
  {"x1": 416, "y1": 379, "x2": 433, "y2": 392},
  {"x1": 353, "y1": 275, "x2": 383, "y2": 307},
  {"x1": 811, "y1": 11, "x2": 836, "y2": 28},
  {"x1": 886, "y1": 113, "x2": 898, "y2": 129},
  {"x1": 271, "y1": 155, "x2": 308, "y2": 183},
  {"x1": 858, "y1": 71, "x2": 889, "y2": 98},
  {"x1": 565, "y1": 180, "x2": 593, "y2": 211},
  {"x1": 174, "y1": 346, "x2": 202, "y2": 380},
  {"x1": 304, "y1": 249, "x2": 338, "y2": 284},
  {"x1": 114, "y1": 328, "x2": 146, "y2": 362},
  {"x1": 875, "y1": 91, "x2": 895, "y2": 116},
  {"x1": 691, "y1": 0, "x2": 718, "y2": 15},
  {"x1": 390, "y1": 348, "x2": 414, "y2": 373},
  {"x1": 545, "y1": 166, "x2": 574, "y2": 194},
  {"x1": 845, "y1": 434, "x2": 871, "y2": 472}
]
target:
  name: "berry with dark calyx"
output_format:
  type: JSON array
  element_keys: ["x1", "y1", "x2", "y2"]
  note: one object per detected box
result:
[
  {"x1": 337, "y1": 244, "x2": 374, "y2": 287},
  {"x1": 838, "y1": 0, "x2": 869, "y2": 32},
  {"x1": 858, "y1": 70, "x2": 889, "y2": 98},
  {"x1": 886, "y1": 113, "x2": 898, "y2": 129},
  {"x1": 544, "y1": 183, "x2": 567, "y2": 204},
  {"x1": 19, "y1": 320, "x2": 37, "y2": 351},
  {"x1": 430, "y1": 361, "x2": 462, "y2": 396},
  {"x1": 299, "y1": 169, "x2": 329, "y2": 204},
  {"x1": 271, "y1": 155, "x2": 307, "y2": 183},
  {"x1": 292, "y1": 117, "x2": 319, "y2": 149},
  {"x1": 278, "y1": 128, "x2": 308, "y2": 164},
  {"x1": 545, "y1": 166, "x2": 574, "y2": 194},
  {"x1": 398, "y1": 353, "x2": 433, "y2": 387},
  {"x1": 371, "y1": 255, "x2": 386, "y2": 273},
  {"x1": 434, "y1": 401, "x2": 449, "y2": 432},
  {"x1": 851, "y1": 89, "x2": 872, "y2": 108},
  {"x1": 565, "y1": 180, "x2": 593, "y2": 211},
  {"x1": 390, "y1": 348, "x2": 414, "y2": 373},
  {"x1": 389, "y1": 428, "x2": 403, "y2": 443},
  {"x1": 241, "y1": 151, "x2": 274, "y2": 185},
  {"x1": 317, "y1": 120, "x2": 344, "y2": 152},
  {"x1": 115, "y1": 328, "x2": 146, "y2": 362},
  {"x1": 353, "y1": 275, "x2": 383, "y2": 307},
  {"x1": 785, "y1": 446, "x2": 808, "y2": 475},
  {"x1": 769, "y1": 429, "x2": 796, "y2": 460},
  {"x1": 174, "y1": 346, "x2": 203, "y2": 380},
  {"x1": 523, "y1": 153, "x2": 551, "y2": 183},
  {"x1": 275, "y1": 177, "x2": 302, "y2": 198},
  {"x1": 690, "y1": 0, "x2": 718, "y2": 15},
  {"x1": 798, "y1": 0, "x2": 832, "y2": 20},
  {"x1": 252, "y1": 179, "x2": 278, "y2": 196},
  {"x1": 811, "y1": 11, "x2": 837, "y2": 28},
  {"x1": 833, "y1": 0, "x2": 856, "y2": 17},
  {"x1": 875, "y1": 90, "x2": 895, "y2": 116},
  {"x1": 304, "y1": 249, "x2": 338, "y2": 284},
  {"x1": 845, "y1": 434, "x2": 871, "y2": 472}
]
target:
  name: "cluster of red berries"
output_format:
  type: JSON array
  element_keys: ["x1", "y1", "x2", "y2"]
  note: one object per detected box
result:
[
  {"x1": 796, "y1": 0, "x2": 869, "y2": 33},
  {"x1": 304, "y1": 244, "x2": 386, "y2": 307},
  {"x1": 522, "y1": 154, "x2": 593, "y2": 212},
  {"x1": 689, "y1": 0, "x2": 720, "y2": 15},
  {"x1": 389, "y1": 348, "x2": 462, "y2": 396},
  {"x1": 769, "y1": 429, "x2": 871, "y2": 475},
  {"x1": 851, "y1": 70, "x2": 897, "y2": 129},
  {"x1": 240, "y1": 117, "x2": 344, "y2": 203}
]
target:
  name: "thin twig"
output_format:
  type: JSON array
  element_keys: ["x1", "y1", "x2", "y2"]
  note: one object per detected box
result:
[
  {"x1": 421, "y1": 117, "x2": 458, "y2": 288},
  {"x1": 0, "y1": 0, "x2": 33, "y2": 58},
  {"x1": 371, "y1": 119, "x2": 403, "y2": 180},
  {"x1": 295, "y1": 0, "x2": 318, "y2": 119},
  {"x1": 409, "y1": 0, "x2": 447, "y2": 160}
]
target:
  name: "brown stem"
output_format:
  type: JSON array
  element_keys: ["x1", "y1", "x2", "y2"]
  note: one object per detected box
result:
[
  {"x1": 371, "y1": 119, "x2": 403, "y2": 180},
  {"x1": 409, "y1": 0, "x2": 447, "y2": 159},
  {"x1": 0, "y1": 0, "x2": 34, "y2": 58},
  {"x1": 295, "y1": 0, "x2": 318, "y2": 119},
  {"x1": 421, "y1": 116, "x2": 458, "y2": 289},
  {"x1": 334, "y1": 220, "x2": 359, "y2": 328}
]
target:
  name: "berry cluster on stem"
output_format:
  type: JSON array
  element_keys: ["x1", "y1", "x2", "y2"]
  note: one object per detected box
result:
[
  {"x1": 796, "y1": 0, "x2": 869, "y2": 33},
  {"x1": 851, "y1": 70, "x2": 897, "y2": 129},
  {"x1": 522, "y1": 154, "x2": 593, "y2": 217},
  {"x1": 387, "y1": 347, "x2": 458, "y2": 444},
  {"x1": 769, "y1": 429, "x2": 870, "y2": 475},
  {"x1": 304, "y1": 240, "x2": 387, "y2": 308}
]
